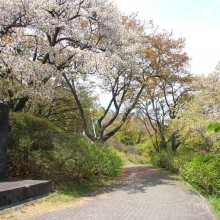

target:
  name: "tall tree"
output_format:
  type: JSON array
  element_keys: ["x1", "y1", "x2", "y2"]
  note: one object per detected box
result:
[
  {"x1": 0, "y1": 1, "x2": 147, "y2": 141},
  {"x1": 0, "y1": 1, "x2": 192, "y2": 143},
  {"x1": 137, "y1": 31, "x2": 191, "y2": 151},
  {"x1": 0, "y1": 0, "x2": 127, "y2": 111},
  {"x1": 171, "y1": 68, "x2": 220, "y2": 151}
]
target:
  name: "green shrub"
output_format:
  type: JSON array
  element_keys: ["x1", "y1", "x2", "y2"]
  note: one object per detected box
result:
[
  {"x1": 8, "y1": 112, "x2": 123, "y2": 181},
  {"x1": 150, "y1": 151, "x2": 178, "y2": 172},
  {"x1": 135, "y1": 140, "x2": 153, "y2": 153},
  {"x1": 53, "y1": 139, "x2": 123, "y2": 182},
  {"x1": 150, "y1": 150, "x2": 220, "y2": 196},
  {"x1": 180, "y1": 154, "x2": 220, "y2": 195},
  {"x1": 8, "y1": 112, "x2": 57, "y2": 177},
  {"x1": 107, "y1": 137, "x2": 149, "y2": 165},
  {"x1": 9, "y1": 112, "x2": 57, "y2": 151},
  {"x1": 209, "y1": 196, "x2": 220, "y2": 218}
]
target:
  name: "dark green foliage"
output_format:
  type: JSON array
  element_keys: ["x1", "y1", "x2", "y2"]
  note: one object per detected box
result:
[
  {"x1": 8, "y1": 112, "x2": 57, "y2": 177},
  {"x1": 8, "y1": 112, "x2": 123, "y2": 181},
  {"x1": 208, "y1": 122, "x2": 220, "y2": 133},
  {"x1": 9, "y1": 112, "x2": 57, "y2": 151}
]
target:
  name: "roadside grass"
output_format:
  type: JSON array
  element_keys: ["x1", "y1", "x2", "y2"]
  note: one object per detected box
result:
[
  {"x1": 108, "y1": 146, "x2": 150, "y2": 165},
  {"x1": 116, "y1": 151, "x2": 149, "y2": 165},
  {"x1": 209, "y1": 196, "x2": 220, "y2": 218}
]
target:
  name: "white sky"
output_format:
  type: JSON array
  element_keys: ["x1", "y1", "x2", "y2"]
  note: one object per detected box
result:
[{"x1": 113, "y1": 0, "x2": 220, "y2": 75}]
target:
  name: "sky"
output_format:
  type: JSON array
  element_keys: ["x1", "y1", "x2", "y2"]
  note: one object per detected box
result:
[{"x1": 113, "y1": 0, "x2": 220, "y2": 75}]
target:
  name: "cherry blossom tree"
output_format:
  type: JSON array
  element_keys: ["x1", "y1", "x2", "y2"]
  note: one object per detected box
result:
[{"x1": 0, "y1": 0, "x2": 148, "y2": 141}]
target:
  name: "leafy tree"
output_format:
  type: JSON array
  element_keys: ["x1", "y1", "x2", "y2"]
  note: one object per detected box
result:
[
  {"x1": 28, "y1": 81, "x2": 98, "y2": 135},
  {"x1": 171, "y1": 68, "x2": 220, "y2": 151},
  {"x1": 0, "y1": 1, "x2": 147, "y2": 142},
  {"x1": 114, "y1": 115, "x2": 146, "y2": 146},
  {"x1": 62, "y1": 14, "x2": 148, "y2": 141},
  {"x1": 0, "y1": 1, "x2": 195, "y2": 144},
  {"x1": 0, "y1": 0, "x2": 126, "y2": 109},
  {"x1": 137, "y1": 31, "x2": 191, "y2": 151}
]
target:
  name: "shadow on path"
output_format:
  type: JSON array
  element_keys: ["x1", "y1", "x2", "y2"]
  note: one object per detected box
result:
[{"x1": 92, "y1": 165, "x2": 179, "y2": 196}]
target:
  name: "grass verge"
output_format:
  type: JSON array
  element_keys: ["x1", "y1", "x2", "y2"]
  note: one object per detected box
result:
[
  {"x1": 209, "y1": 196, "x2": 220, "y2": 218},
  {"x1": 0, "y1": 177, "x2": 118, "y2": 220}
]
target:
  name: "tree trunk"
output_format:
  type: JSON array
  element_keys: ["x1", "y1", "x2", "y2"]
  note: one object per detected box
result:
[
  {"x1": 171, "y1": 134, "x2": 181, "y2": 151},
  {"x1": 14, "y1": 96, "x2": 29, "y2": 112},
  {"x1": 171, "y1": 133, "x2": 179, "y2": 151},
  {"x1": 0, "y1": 104, "x2": 9, "y2": 180},
  {"x1": 160, "y1": 136, "x2": 167, "y2": 151}
]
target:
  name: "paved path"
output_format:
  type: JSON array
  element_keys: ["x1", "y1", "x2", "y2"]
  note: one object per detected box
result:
[{"x1": 24, "y1": 165, "x2": 218, "y2": 220}]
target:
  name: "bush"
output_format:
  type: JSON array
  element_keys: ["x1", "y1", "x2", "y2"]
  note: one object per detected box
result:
[
  {"x1": 180, "y1": 154, "x2": 220, "y2": 195},
  {"x1": 150, "y1": 150, "x2": 220, "y2": 196},
  {"x1": 8, "y1": 112, "x2": 123, "y2": 181},
  {"x1": 52, "y1": 139, "x2": 123, "y2": 182},
  {"x1": 107, "y1": 138, "x2": 150, "y2": 165},
  {"x1": 150, "y1": 151, "x2": 178, "y2": 172},
  {"x1": 8, "y1": 112, "x2": 58, "y2": 177}
]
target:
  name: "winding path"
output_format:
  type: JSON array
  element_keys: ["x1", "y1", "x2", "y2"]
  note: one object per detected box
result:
[{"x1": 24, "y1": 165, "x2": 218, "y2": 220}]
